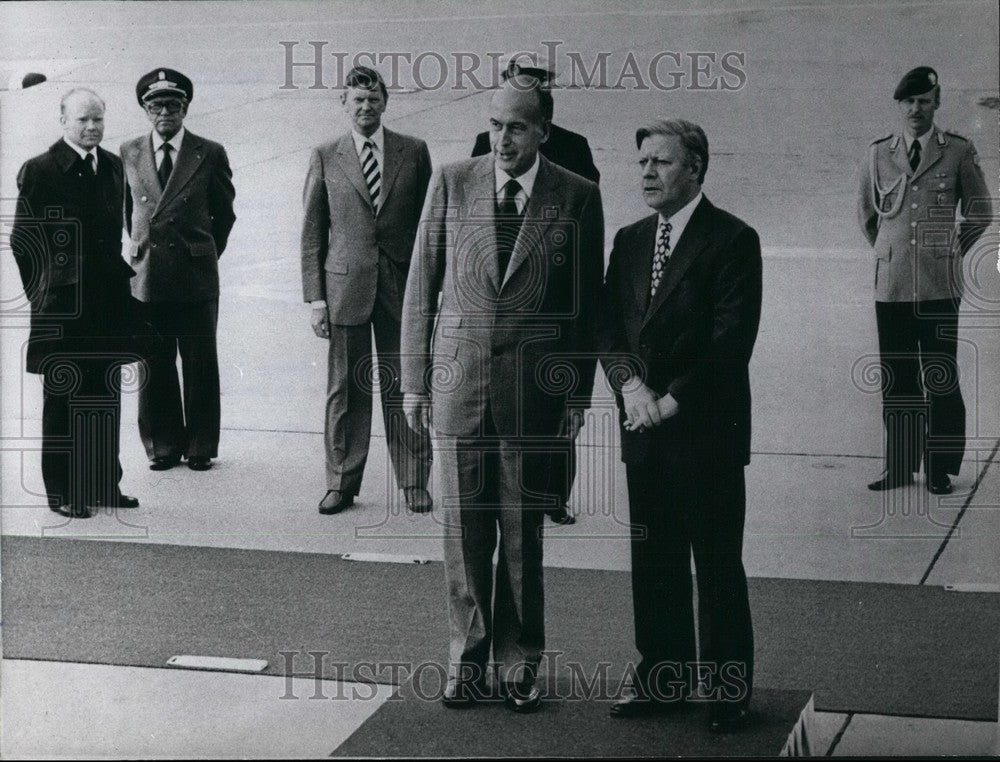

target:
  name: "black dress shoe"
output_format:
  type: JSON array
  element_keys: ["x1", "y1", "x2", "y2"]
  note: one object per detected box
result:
[
  {"x1": 318, "y1": 490, "x2": 354, "y2": 515},
  {"x1": 150, "y1": 455, "x2": 181, "y2": 471},
  {"x1": 187, "y1": 456, "x2": 212, "y2": 471},
  {"x1": 546, "y1": 505, "x2": 576, "y2": 525},
  {"x1": 610, "y1": 690, "x2": 689, "y2": 718},
  {"x1": 50, "y1": 503, "x2": 92, "y2": 519},
  {"x1": 441, "y1": 681, "x2": 481, "y2": 709},
  {"x1": 867, "y1": 472, "x2": 914, "y2": 491},
  {"x1": 404, "y1": 487, "x2": 433, "y2": 514},
  {"x1": 501, "y1": 682, "x2": 541, "y2": 714},
  {"x1": 708, "y1": 704, "x2": 751, "y2": 733},
  {"x1": 928, "y1": 474, "x2": 953, "y2": 495},
  {"x1": 95, "y1": 493, "x2": 140, "y2": 509}
]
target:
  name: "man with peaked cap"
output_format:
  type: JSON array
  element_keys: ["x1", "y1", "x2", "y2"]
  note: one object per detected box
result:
[
  {"x1": 301, "y1": 65, "x2": 433, "y2": 516},
  {"x1": 10, "y1": 88, "x2": 141, "y2": 518},
  {"x1": 121, "y1": 68, "x2": 236, "y2": 472},
  {"x1": 858, "y1": 66, "x2": 991, "y2": 495},
  {"x1": 472, "y1": 52, "x2": 600, "y2": 527}
]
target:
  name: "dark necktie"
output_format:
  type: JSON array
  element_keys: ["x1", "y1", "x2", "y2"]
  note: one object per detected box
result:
[
  {"x1": 361, "y1": 140, "x2": 381, "y2": 213},
  {"x1": 85, "y1": 153, "x2": 96, "y2": 176},
  {"x1": 158, "y1": 143, "x2": 173, "y2": 189},
  {"x1": 650, "y1": 220, "x2": 673, "y2": 297},
  {"x1": 909, "y1": 139, "x2": 921, "y2": 172},
  {"x1": 495, "y1": 179, "x2": 523, "y2": 281}
]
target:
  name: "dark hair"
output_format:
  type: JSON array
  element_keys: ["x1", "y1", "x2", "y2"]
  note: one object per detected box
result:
[
  {"x1": 344, "y1": 65, "x2": 388, "y2": 100},
  {"x1": 636, "y1": 118, "x2": 709, "y2": 184}
]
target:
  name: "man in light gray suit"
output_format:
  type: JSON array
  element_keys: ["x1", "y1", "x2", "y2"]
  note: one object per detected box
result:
[
  {"x1": 401, "y1": 75, "x2": 604, "y2": 712},
  {"x1": 301, "y1": 66, "x2": 432, "y2": 515}
]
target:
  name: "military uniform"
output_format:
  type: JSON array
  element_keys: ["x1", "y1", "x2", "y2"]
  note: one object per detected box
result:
[{"x1": 858, "y1": 76, "x2": 991, "y2": 486}]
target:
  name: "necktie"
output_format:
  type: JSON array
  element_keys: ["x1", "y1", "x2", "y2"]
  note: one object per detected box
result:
[
  {"x1": 361, "y1": 140, "x2": 381, "y2": 213},
  {"x1": 909, "y1": 139, "x2": 921, "y2": 172},
  {"x1": 85, "y1": 153, "x2": 96, "y2": 176},
  {"x1": 158, "y1": 143, "x2": 173, "y2": 189},
  {"x1": 650, "y1": 220, "x2": 673, "y2": 297},
  {"x1": 496, "y1": 179, "x2": 523, "y2": 281}
]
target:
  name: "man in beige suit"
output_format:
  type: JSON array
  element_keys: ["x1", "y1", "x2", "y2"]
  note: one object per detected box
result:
[
  {"x1": 301, "y1": 66, "x2": 432, "y2": 515},
  {"x1": 401, "y1": 75, "x2": 604, "y2": 712}
]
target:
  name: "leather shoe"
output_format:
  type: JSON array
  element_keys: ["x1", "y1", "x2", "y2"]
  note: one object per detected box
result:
[
  {"x1": 441, "y1": 681, "x2": 481, "y2": 709},
  {"x1": 404, "y1": 487, "x2": 433, "y2": 514},
  {"x1": 708, "y1": 704, "x2": 751, "y2": 733},
  {"x1": 50, "y1": 503, "x2": 92, "y2": 519},
  {"x1": 319, "y1": 490, "x2": 354, "y2": 515},
  {"x1": 501, "y1": 682, "x2": 541, "y2": 714},
  {"x1": 187, "y1": 456, "x2": 212, "y2": 471},
  {"x1": 867, "y1": 472, "x2": 913, "y2": 491},
  {"x1": 95, "y1": 493, "x2": 140, "y2": 509},
  {"x1": 546, "y1": 504, "x2": 575, "y2": 525},
  {"x1": 150, "y1": 455, "x2": 181, "y2": 471},
  {"x1": 928, "y1": 474, "x2": 953, "y2": 495}
]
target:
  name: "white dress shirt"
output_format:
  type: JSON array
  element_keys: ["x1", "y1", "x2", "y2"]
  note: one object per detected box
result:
[
  {"x1": 63, "y1": 137, "x2": 98, "y2": 170},
  {"x1": 494, "y1": 153, "x2": 540, "y2": 215},
  {"x1": 657, "y1": 191, "x2": 703, "y2": 253},
  {"x1": 152, "y1": 126, "x2": 185, "y2": 169},
  {"x1": 903, "y1": 126, "x2": 933, "y2": 166}
]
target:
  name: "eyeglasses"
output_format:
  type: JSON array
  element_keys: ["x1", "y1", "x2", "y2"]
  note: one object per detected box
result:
[{"x1": 144, "y1": 100, "x2": 185, "y2": 115}]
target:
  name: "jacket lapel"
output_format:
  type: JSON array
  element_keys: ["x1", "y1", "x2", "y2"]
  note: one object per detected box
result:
[
  {"x1": 156, "y1": 130, "x2": 206, "y2": 212},
  {"x1": 889, "y1": 135, "x2": 912, "y2": 178},
  {"x1": 378, "y1": 128, "x2": 404, "y2": 207},
  {"x1": 335, "y1": 133, "x2": 374, "y2": 213},
  {"x1": 630, "y1": 215, "x2": 659, "y2": 315},
  {"x1": 51, "y1": 139, "x2": 81, "y2": 173},
  {"x1": 471, "y1": 158, "x2": 501, "y2": 293},
  {"x1": 642, "y1": 197, "x2": 712, "y2": 328},
  {"x1": 501, "y1": 156, "x2": 553, "y2": 290}
]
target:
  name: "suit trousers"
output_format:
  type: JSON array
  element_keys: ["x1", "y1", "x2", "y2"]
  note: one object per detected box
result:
[
  {"x1": 325, "y1": 300, "x2": 431, "y2": 495},
  {"x1": 542, "y1": 410, "x2": 577, "y2": 508},
  {"x1": 138, "y1": 299, "x2": 220, "y2": 460},
  {"x1": 625, "y1": 448, "x2": 753, "y2": 705},
  {"x1": 437, "y1": 412, "x2": 547, "y2": 687},
  {"x1": 875, "y1": 299, "x2": 965, "y2": 478},
  {"x1": 42, "y1": 357, "x2": 123, "y2": 507}
]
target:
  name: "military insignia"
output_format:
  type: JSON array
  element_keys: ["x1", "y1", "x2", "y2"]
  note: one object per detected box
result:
[
  {"x1": 928, "y1": 71, "x2": 937, "y2": 85},
  {"x1": 937, "y1": 193, "x2": 947, "y2": 204}
]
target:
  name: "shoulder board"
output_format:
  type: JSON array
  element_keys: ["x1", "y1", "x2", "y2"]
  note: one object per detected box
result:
[
  {"x1": 944, "y1": 130, "x2": 969, "y2": 143},
  {"x1": 870, "y1": 134, "x2": 893, "y2": 146}
]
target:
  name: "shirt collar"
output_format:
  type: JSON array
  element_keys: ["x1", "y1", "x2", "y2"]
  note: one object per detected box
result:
[
  {"x1": 495, "y1": 153, "x2": 541, "y2": 198},
  {"x1": 903, "y1": 125, "x2": 934, "y2": 153},
  {"x1": 352, "y1": 125, "x2": 384, "y2": 155},
  {"x1": 63, "y1": 137, "x2": 97, "y2": 165},
  {"x1": 152, "y1": 126, "x2": 185, "y2": 154},
  {"x1": 659, "y1": 191, "x2": 703, "y2": 240}
]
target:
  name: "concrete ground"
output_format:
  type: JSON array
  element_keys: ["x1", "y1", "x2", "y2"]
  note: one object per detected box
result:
[{"x1": 1, "y1": 0, "x2": 998, "y2": 757}]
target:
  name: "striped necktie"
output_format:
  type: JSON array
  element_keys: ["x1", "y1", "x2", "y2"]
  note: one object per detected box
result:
[{"x1": 361, "y1": 140, "x2": 381, "y2": 213}]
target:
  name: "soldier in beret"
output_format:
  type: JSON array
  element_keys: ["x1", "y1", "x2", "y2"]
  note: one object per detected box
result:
[
  {"x1": 858, "y1": 66, "x2": 991, "y2": 495},
  {"x1": 121, "y1": 68, "x2": 236, "y2": 472}
]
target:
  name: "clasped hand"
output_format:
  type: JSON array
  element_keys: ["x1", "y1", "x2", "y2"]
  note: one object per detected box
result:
[{"x1": 621, "y1": 380, "x2": 678, "y2": 432}]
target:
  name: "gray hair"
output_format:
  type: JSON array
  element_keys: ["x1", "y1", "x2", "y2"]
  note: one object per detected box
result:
[
  {"x1": 60, "y1": 87, "x2": 106, "y2": 115},
  {"x1": 635, "y1": 119, "x2": 709, "y2": 184}
]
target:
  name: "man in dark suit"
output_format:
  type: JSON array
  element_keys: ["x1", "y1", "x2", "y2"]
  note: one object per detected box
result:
[
  {"x1": 11, "y1": 88, "x2": 141, "y2": 518},
  {"x1": 402, "y1": 75, "x2": 604, "y2": 712},
  {"x1": 471, "y1": 53, "x2": 599, "y2": 526},
  {"x1": 121, "y1": 68, "x2": 236, "y2": 472},
  {"x1": 301, "y1": 66, "x2": 433, "y2": 515},
  {"x1": 858, "y1": 67, "x2": 991, "y2": 495},
  {"x1": 600, "y1": 119, "x2": 762, "y2": 732}
]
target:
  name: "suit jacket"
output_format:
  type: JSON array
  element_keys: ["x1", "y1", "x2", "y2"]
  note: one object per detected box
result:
[
  {"x1": 858, "y1": 126, "x2": 990, "y2": 302},
  {"x1": 300, "y1": 128, "x2": 432, "y2": 324},
  {"x1": 401, "y1": 154, "x2": 604, "y2": 438},
  {"x1": 600, "y1": 197, "x2": 762, "y2": 465},
  {"x1": 11, "y1": 140, "x2": 137, "y2": 374},
  {"x1": 472, "y1": 123, "x2": 600, "y2": 183},
  {"x1": 121, "y1": 130, "x2": 236, "y2": 303}
]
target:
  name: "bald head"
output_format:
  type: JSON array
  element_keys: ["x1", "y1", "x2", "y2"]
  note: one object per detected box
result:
[
  {"x1": 60, "y1": 88, "x2": 105, "y2": 150},
  {"x1": 487, "y1": 76, "x2": 550, "y2": 178}
]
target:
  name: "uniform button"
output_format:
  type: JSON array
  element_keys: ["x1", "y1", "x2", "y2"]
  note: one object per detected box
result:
[
  {"x1": 912, "y1": 186, "x2": 918, "y2": 192},
  {"x1": 152, "y1": 243, "x2": 158, "y2": 248},
  {"x1": 939, "y1": 182, "x2": 946, "y2": 188},
  {"x1": 910, "y1": 239, "x2": 916, "y2": 246},
  {"x1": 169, "y1": 243, "x2": 176, "y2": 248},
  {"x1": 141, "y1": 195, "x2": 148, "y2": 202},
  {"x1": 911, "y1": 221, "x2": 917, "y2": 227},
  {"x1": 911, "y1": 203, "x2": 918, "y2": 209}
]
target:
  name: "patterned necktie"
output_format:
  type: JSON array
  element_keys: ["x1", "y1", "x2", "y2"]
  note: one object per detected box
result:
[
  {"x1": 361, "y1": 140, "x2": 381, "y2": 213},
  {"x1": 158, "y1": 143, "x2": 173, "y2": 189},
  {"x1": 909, "y1": 139, "x2": 921, "y2": 172},
  {"x1": 85, "y1": 153, "x2": 96, "y2": 176},
  {"x1": 650, "y1": 220, "x2": 673, "y2": 297}
]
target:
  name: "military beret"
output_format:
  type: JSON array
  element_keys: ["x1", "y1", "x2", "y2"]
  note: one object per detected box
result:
[
  {"x1": 894, "y1": 66, "x2": 938, "y2": 100},
  {"x1": 136, "y1": 68, "x2": 193, "y2": 105}
]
